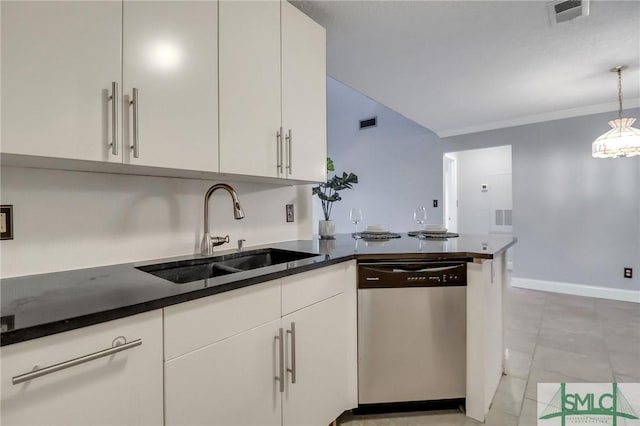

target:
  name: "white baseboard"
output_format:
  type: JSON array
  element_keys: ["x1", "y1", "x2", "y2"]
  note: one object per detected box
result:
[{"x1": 511, "y1": 277, "x2": 640, "y2": 303}]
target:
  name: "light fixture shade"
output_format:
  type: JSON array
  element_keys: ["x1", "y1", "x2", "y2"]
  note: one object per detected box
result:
[{"x1": 592, "y1": 118, "x2": 640, "y2": 158}]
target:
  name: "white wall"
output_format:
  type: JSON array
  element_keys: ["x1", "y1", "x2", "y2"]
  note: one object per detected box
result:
[
  {"x1": 314, "y1": 78, "x2": 446, "y2": 234},
  {"x1": 451, "y1": 145, "x2": 512, "y2": 235},
  {"x1": 0, "y1": 167, "x2": 312, "y2": 278}
]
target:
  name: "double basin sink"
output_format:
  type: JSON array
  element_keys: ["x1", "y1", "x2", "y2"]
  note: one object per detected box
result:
[{"x1": 137, "y1": 248, "x2": 318, "y2": 284}]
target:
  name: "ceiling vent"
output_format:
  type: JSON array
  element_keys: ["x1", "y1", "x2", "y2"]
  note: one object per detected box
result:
[
  {"x1": 547, "y1": 0, "x2": 589, "y2": 25},
  {"x1": 359, "y1": 117, "x2": 377, "y2": 130}
]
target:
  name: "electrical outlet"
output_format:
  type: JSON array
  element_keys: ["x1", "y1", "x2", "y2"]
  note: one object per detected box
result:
[
  {"x1": 624, "y1": 267, "x2": 633, "y2": 279},
  {"x1": 286, "y1": 204, "x2": 294, "y2": 223},
  {"x1": 0, "y1": 213, "x2": 5, "y2": 233},
  {"x1": 0, "y1": 315, "x2": 14, "y2": 332}
]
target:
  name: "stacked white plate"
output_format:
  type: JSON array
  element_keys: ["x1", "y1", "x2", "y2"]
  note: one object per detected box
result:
[
  {"x1": 366, "y1": 224, "x2": 388, "y2": 233},
  {"x1": 355, "y1": 225, "x2": 401, "y2": 241},
  {"x1": 423, "y1": 224, "x2": 447, "y2": 234}
]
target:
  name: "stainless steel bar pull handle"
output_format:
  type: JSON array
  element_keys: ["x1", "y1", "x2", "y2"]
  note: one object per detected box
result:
[
  {"x1": 130, "y1": 88, "x2": 139, "y2": 158},
  {"x1": 109, "y1": 82, "x2": 119, "y2": 155},
  {"x1": 286, "y1": 129, "x2": 292, "y2": 174},
  {"x1": 277, "y1": 127, "x2": 284, "y2": 174},
  {"x1": 12, "y1": 337, "x2": 142, "y2": 385},
  {"x1": 275, "y1": 328, "x2": 285, "y2": 392},
  {"x1": 286, "y1": 322, "x2": 296, "y2": 384}
]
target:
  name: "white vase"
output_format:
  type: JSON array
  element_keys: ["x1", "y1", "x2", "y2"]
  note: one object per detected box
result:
[{"x1": 319, "y1": 220, "x2": 336, "y2": 239}]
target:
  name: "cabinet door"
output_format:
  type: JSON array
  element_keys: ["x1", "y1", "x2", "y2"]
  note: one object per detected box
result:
[
  {"x1": 282, "y1": 294, "x2": 351, "y2": 426},
  {"x1": 219, "y1": 0, "x2": 281, "y2": 178},
  {"x1": 122, "y1": 0, "x2": 218, "y2": 171},
  {"x1": 1, "y1": 311, "x2": 163, "y2": 426},
  {"x1": 281, "y1": 1, "x2": 327, "y2": 182},
  {"x1": 165, "y1": 318, "x2": 282, "y2": 426},
  {"x1": 1, "y1": 1, "x2": 122, "y2": 163}
]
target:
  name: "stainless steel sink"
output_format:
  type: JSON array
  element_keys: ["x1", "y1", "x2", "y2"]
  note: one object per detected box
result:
[
  {"x1": 213, "y1": 249, "x2": 315, "y2": 271},
  {"x1": 136, "y1": 248, "x2": 318, "y2": 284}
]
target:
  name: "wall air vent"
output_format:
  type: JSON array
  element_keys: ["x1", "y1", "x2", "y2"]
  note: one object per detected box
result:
[
  {"x1": 547, "y1": 0, "x2": 589, "y2": 25},
  {"x1": 359, "y1": 117, "x2": 377, "y2": 130}
]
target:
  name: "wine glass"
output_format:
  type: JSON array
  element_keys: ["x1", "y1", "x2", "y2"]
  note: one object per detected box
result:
[
  {"x1": 350, "y1": 208, "x2": 363, "y2": 236},
  {"x1": 413, "y1": 207, "x2": 427, "y2": 229}
]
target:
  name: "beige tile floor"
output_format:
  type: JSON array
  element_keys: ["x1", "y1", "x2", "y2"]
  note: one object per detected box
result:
[{"x1": 339, "y1": 285, "x2": 640, "y2": 426}]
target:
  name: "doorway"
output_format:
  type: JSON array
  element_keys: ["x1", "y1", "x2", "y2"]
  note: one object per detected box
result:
[
  {"x1": 443, "y1": 146, "x2": 512, "y2": 235},
  {"x1": 443, "y1": 154, "x2": 458, "y2": 232}
]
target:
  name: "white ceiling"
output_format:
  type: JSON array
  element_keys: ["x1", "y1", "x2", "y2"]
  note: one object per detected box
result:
[{"x1": 293, "y1": 1, "x2": 640, "y2": 137}]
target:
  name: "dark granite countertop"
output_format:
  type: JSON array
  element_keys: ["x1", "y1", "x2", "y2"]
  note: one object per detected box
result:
[{"x1": 0, "y1": 234, "x2": 516, "y2": 346}]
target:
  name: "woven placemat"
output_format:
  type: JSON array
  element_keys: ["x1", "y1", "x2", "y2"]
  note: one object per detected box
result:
[
  {"x1": 353, "y1": 232, "x2": 402, "y2": 240},
  {"x1": 408, "y1": 231, "x2": 459, "y2": 238}
]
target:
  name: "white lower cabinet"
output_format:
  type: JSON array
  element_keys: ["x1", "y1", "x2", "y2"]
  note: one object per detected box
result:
[
  {"x1": 164, "y1": 261, "x2": 358, "y2": 426},
  {"x1": 165, "y1": 318, "x2": 283, "y2": 426},
  {"x1": 0, "y1": 310, "x2": 163, "y2": 426},
  {"x1": 0, "y1": 263, "x2": 356, "y2": 426},
  {"x1": 466, "y1": 254, "x2": 505, "y2": 422},
  {"x1": 282, "y1": 294, "x2": 351, "y2": 426}
]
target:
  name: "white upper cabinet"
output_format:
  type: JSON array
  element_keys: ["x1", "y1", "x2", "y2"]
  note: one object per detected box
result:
[
  {"x1": 122, "y1": 1, "x2": 218, "y2": 172},
  {"x1": 2, "y1": 0, "x2": 325, "y2": 182},
  {"x1": 219, "y1": 0, "x2": 282, "y2": 178},
  {"x1": 281, "y1": 1, "x2": 327, "y2": 182},
  {"x1": 219, "y1": 0, "x2": 327, "y2": 182},
  {"x1": 1, "y1": 1, "x2": 218, "y2": 172},
  {"x1": 1, "y1": 1, "x2": 122, "y2": 163}
]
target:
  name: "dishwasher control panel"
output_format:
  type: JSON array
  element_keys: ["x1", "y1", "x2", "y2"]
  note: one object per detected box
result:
[
  {"x1": 358, "y1": 261, "x2": 467, "y2": 288},
  {"x1": 407, "y1": 273, "x2": 461, "y2": 283}
]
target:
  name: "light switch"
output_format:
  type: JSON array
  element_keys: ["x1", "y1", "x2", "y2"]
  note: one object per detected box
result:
[{"x1": 1, "y1": 205, "x2": 13, "y2": 240}]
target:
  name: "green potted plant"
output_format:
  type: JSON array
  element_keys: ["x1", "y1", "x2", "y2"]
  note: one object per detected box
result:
[{"x1": 312, "y1": 158, "x2": 358, "y2": 239}]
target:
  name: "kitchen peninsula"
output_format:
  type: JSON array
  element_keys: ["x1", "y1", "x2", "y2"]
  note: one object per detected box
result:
[{"x1": 1, "y1": 234, "x2": 516, "y2": 425}]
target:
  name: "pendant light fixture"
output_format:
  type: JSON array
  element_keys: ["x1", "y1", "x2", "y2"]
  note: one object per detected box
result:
[{"x1": 592, "y1": 66, "x2": 640, "y2": 158}]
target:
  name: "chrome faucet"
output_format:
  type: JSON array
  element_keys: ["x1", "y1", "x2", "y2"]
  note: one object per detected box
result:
[{"x1": 202, "y1": 183, "x2": 245, "y2": 255}]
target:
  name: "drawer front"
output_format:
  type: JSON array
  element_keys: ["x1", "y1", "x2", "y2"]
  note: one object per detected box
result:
[
  {"x1": 1, "y1": 310, "x2": 163, "y2": 426},
  {"x1": 281, "y1": 261, "x2": 354, "y2": 316},
  {"x1": 164, "y1": 279, "x2": 281, "y2": 360}
]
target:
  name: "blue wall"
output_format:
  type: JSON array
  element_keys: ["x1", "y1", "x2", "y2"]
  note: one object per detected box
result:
[
  {"x1": 314, "y1": 77, "x2": 446, "y2": 234},
  {"x1": 444, "y1": 109, "x2": 640, "y2": 292},
  {"x1": 320, "y1": 77, "x2": 639, "y2": 292}
]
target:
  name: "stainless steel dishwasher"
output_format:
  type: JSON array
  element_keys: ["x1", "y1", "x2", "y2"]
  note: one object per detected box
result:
[{"x1": 357, "y1": 260, "x2": 468, "y2": 411}]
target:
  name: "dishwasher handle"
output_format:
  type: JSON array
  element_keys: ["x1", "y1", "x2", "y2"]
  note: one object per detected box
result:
[{"x1": 391, "y1": 265, "x2": 463, "y2": 273}]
